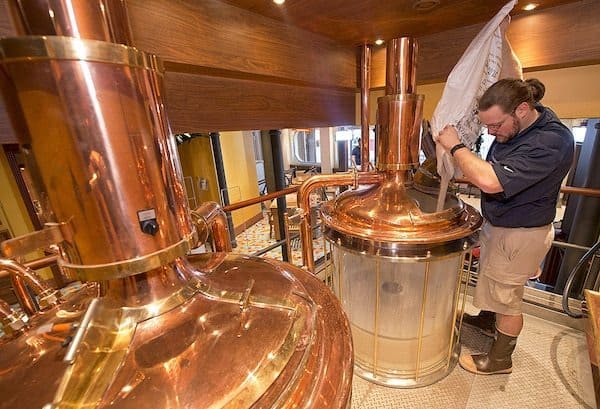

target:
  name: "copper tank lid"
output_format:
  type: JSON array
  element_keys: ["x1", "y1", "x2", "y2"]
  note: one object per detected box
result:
[{"x1": 321, "y1": 182, "x2": 481, "y2": 258}]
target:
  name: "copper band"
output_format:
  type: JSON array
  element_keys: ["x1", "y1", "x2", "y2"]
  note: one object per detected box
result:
[
  {"x1": 0, "y1": 36, "x2": 156, "y2": 70},
  {"x1": 376, "y1": 163, "x2": 418, "y2": 171},
  {"x1": 59, "y1": 231, "x2": 198, "y2": 281}
]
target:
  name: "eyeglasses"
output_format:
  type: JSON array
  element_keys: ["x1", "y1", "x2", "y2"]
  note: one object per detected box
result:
[{"x1": 482, "y1": 110, "x2": 516, "y2": 132}]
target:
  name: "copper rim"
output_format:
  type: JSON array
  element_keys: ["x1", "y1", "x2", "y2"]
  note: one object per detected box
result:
[{"x1": 0, "y1": 36, "x2": 154, "y2": 69}]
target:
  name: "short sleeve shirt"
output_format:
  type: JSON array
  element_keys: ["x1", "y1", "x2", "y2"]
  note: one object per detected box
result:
[{"x1": 482, "y1": 105, "x2": 574, "y2": 228}]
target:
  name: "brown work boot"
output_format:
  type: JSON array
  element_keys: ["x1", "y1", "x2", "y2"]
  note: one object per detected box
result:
[
  {"x1": 462, "y1": 310, "x2": 496, "y2": 337},
  {"x1": 459, "y1": 330, "x2": 517, "y2": 375}
]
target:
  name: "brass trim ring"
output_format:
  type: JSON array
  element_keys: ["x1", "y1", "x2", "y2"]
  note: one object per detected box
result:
[
  {"x1": 0, "y1": 36, "x2": 161, "y2": 71},
  {"x1": 59, "y1": 231, "x2": 198, "y2": 281},
  {"x1": 376, "y1": 163, "x2": 418, "y2": 171}
]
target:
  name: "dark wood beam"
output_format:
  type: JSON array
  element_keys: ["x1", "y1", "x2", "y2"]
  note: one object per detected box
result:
[{"x1": 164, "y1": 72, "x2": 355, "y2": 133}]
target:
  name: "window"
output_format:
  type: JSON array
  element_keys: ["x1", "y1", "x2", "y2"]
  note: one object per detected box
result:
[{"x1": 290, "y1": 129, "x2": 320, "y2": 164}]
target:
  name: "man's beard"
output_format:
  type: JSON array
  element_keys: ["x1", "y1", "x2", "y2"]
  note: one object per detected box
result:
[{"x1": 495, "y1": 115, "x2": 520, "y2": 143}]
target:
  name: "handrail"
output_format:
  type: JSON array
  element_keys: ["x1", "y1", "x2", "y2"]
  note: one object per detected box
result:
[
  {"x1": 223, "y1": 186, "x2": 299, "y2": 212},
  {"x1": 562, "y1": 241, "x2": 600, "y2": 318},
  {"x1": 454, "y1": 179, "x2": 600, "y2": 198}
]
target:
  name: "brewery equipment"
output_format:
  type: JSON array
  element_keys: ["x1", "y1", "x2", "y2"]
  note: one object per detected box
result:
[
  {"x1": 0, "y1": 1, "x2": 352, "y2": 407},
  {"x1": 299, "y1": 38, "x2": 482, "y2": 387}
]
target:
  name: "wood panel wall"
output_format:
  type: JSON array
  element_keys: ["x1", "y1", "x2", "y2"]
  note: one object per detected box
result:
[
  {"x1": 1, "y1": 0, "x2": 599, "y2": 142},
  {"x1": 371, "y1": 0, "x2": 600, "y2": 88}
]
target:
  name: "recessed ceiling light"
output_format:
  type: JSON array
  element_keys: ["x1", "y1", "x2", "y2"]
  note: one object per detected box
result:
[
  {"x1": 412, "y1": 0, "x2": 440, "y2": 12},
  {"x1": 273, "y1": 0, "x2": 285, "y2": 4},
  {"x1": 375, "y1": 39, "x2": 384, "y2": 46},
  {"x1": 522, "y1": 3, "x2": 538, "y2": 11}
]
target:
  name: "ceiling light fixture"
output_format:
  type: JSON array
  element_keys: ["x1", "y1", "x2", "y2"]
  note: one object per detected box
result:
[
  {"x1": 375, "y1": 39, "x2": 385, "y2": 46},
  {"x1": 273, "y1": 0, "x2": 285, "y2": 5},
  {"x1": 412, "y1": 0, "x2": 440, "y2": 12},
  {"x1": 522, "y1": 3, "x2": 538, "y2": 11}
]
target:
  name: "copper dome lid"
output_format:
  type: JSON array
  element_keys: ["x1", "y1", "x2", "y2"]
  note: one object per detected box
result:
[{"x1": 321, "y1": 182, "x2": 481, "y2": 258}]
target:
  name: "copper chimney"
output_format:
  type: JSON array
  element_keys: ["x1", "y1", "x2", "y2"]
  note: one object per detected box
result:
[
  {"x1": 0, "y1": 2, "x2": 352, "y2": 407},
  {"x1": 319, "y1": 37, "x2": 482, "y2": 387}
]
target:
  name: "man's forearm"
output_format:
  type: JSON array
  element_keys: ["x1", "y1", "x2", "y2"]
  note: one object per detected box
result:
[{"x1": 453, "y1": 148, "x2": 503, "y2": 193}]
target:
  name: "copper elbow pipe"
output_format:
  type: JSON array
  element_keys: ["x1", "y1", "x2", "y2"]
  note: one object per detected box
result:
[
  {"x1": 298, "y1": 172, "x2": 383, "y2": 272},
  {"x1": 0, "y1": 258, "x2": 59, "y2": 316},
  {"x1": 191, "y1": 202, "x2": 232, "y2": 252},
  {"x1": 360, "y1": 43, "x2": 372, "y2": 172}
]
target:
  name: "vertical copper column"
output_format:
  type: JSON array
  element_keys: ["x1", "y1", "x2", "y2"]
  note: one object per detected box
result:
[
  {"x1": 360, "y1": 43, "x2": 371, "y2": 172},
  {"x1": 377, "y1": 37, "x2": 423, "y2": 175},
  {"x1": 10, "y1": 0, "x2": 133, "y2": 44},
  {"x1": 385, "y1": 37, "x2": 418, "y2": 96},
  {"x1": 2, "y1": 0, "x2": 195, "y2": 278}
]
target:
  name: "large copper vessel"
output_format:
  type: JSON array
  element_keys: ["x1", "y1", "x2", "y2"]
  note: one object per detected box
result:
[
  {"x1": 0, "y1": 2, "x2": 352, "y2": 407},
  {"x1": 299, "y1": 38, "x2": 482, "y2": 387}
]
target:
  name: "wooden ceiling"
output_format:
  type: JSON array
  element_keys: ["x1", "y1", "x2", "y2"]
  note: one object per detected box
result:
[{"x1": 222, "y1": 0, "x2": 582, "y2": 45}]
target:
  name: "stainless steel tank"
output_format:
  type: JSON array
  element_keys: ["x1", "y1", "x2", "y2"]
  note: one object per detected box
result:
[{"x1": 303, "y1": 38, "x2": 482, "y2": 387}]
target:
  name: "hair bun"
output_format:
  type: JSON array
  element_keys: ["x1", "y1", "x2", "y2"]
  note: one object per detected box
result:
[{"x1": 525, "y1": 78, "x2": 545, "y2": 103}]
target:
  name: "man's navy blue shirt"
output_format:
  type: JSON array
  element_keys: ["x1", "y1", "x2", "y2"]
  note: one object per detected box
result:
[{"x1": 482, "y1": 105, "x2": 574, "y2": 228}]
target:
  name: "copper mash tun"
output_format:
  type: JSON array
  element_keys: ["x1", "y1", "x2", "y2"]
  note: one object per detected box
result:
[
  {"x1": 0, "y1": 1, "x2": 353, "y2": 408},
  {"x1": 298, "y1": 38, "x2": 482, "y2": 387}
]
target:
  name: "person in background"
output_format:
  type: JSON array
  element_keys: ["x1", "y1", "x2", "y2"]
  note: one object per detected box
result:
[
  {"x1": 436, "y1": 78, "x2": 574, "y2": 375},
  {"x1": 351, "y1": 138, "x2": 361, "y2": 166}
]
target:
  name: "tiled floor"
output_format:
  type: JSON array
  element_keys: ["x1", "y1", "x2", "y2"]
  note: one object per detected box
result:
[
  {"x1": 351, "y1": 302, "x2": 596, "y2": 409},
  {"x1": 235, "y1": 212, "x2": 596, "y2": 409}
]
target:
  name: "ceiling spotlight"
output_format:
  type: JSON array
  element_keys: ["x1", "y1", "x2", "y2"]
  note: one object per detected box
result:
[
  {"x1": 273, "y1": 0, "x2": 285, "y2": 4},
  {"x1": 412, "y1": 0, "x2": 441, "y2": 12},
  {"x1": 375, "y1": 39, "x2": 385, "y2": 46},
  {"x1": 522, "y1": 3, "x2": 538, "y2": 11}
]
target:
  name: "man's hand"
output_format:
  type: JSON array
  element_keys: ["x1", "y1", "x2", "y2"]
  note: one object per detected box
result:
[{"x1": 435, "y1": 125, "x2": 461, "y2": 151}]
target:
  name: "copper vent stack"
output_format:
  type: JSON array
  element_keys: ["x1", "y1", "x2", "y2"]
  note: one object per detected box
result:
[
  {"x1": 0, "y1": 1, "x2": 352, "y2": 407},
  {"x1": 313, "y1": 37, "x2": 483, "y2": 387}
]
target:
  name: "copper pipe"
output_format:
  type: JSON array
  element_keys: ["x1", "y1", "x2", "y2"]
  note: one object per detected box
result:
[
  {"x1": 0, "y1": 258, "x2": 59, "y2": 315},
  {"x1": 10, "y1": 0, "x2": 133, "y2": 44},
  {"x1": 24, "y1": 253, "x2": 59, "y2": 270},
  {"x1": 455, "y1": 179, "x2": 600, "y2": 198},
  {"x1": 10, "y1": 274, "x2": 37, "y2": 316},
  {"x1": 560, "y1": 186, "x2": 600, "y2": 197},
  {"x1": 224, "y1": 186, "x2": 299, "y2": 212},
  {"x1": 377, "y1": 37, "x2": 423, "y2": 173},
  {"x1": 298, "y1": 172, "x2": 382, "y2": 272},
  {"x1": 283, "y1": 212, "x2": 293, "y2": 262},
  {"x1": 360, "y1": 43, "x2": 371, "y2": 172},
  {"x1": 385, "y1": 37, "x2": 417, "y2": 96},
  {"x1": 191, "y1": 202, "x2": 232, "y2": 252}
]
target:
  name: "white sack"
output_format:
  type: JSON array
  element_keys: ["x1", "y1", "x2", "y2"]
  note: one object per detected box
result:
[{"x1": 431, "y1": 0, "x2": 522, "y2": 182}]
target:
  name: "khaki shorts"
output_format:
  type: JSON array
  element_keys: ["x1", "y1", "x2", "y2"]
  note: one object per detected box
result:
[{"x1": 474, "y1": 222, "x2": 554, "y2": 316}]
